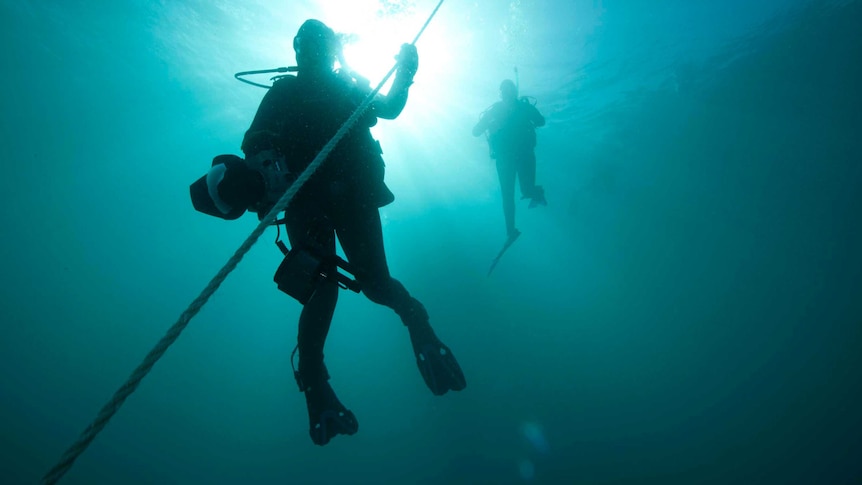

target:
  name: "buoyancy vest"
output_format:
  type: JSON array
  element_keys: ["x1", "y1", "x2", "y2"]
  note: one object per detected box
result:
[{"x1": 251, "y1": 72, "x2": 393, "y2": 207}]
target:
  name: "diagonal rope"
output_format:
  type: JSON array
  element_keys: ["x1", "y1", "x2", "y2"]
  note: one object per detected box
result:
[{"x1": 41, "y1": 2, "x2": 445, "y2": 483}]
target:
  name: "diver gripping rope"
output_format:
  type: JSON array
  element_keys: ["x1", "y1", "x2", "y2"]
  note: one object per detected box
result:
[{"x1": 41, "y1": 1, "x2": 446, "y2": 483}]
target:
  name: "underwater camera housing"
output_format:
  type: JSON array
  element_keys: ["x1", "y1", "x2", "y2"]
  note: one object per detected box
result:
[
  {"x1": 190, "y1": 150, "x2": 294, "y2": 221},
  {"x1": 273, "y1": 241, "x2": 361, "y2": 304}
]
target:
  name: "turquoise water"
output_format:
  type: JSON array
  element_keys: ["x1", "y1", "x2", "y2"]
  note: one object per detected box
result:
[{"x1": 1, "y1": 1, "x2": 860, "y2": 483}]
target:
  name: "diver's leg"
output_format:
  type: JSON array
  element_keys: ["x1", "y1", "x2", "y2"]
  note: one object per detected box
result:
[
  {"x1": 334, "y1": 204, "x2": 466, "y2": 395},
  {"x1": 284, "y1": 206, "x2": 337, "y2": 384},
  {"x1": 294, "y1": 265, "x2": 357, "y2": 446},
  {"x1": 284, "y1": 204, "x2": 358, "y2": 445},
  {"x1": 332, "y1": 203, "x2": 411, "y2": 314},
  {"x1": 295, "y1": 276, "x2": 337, "y2": 385},
  {"x1": 518, "y1": 150, "x2": 546, "y2": 207},
  {"x1": 518, "y1": 150, "x2": 537, "y2": 197},
  {"x1": 497, "y1": 157, "x2": 518, "y2": 238}
]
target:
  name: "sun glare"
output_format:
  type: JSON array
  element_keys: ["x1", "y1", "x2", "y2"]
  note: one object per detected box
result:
[
  {"x1": 302, "y1": 1, "x2": 496, "y2": 213},
  {"x1": 319, "y1": 1, "x2": 435, "y2": 83}
]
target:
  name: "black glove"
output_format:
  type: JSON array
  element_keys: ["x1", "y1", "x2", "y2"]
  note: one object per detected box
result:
[{"x1": 395, "y1": 43, "x2": 418, "y2": 80}]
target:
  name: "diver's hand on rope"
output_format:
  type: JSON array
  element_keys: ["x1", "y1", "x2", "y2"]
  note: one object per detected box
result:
[{"x1": 395, "y1": 43, "x2": 418, "y2": 81}]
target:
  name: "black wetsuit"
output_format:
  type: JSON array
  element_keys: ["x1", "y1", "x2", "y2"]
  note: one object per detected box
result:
[
  {"x1": 474, "y1": 99, "x2": 546, "y2": 237},
  {"x1": 241, "y1": 71, "x2": 427, "y2": 386}
]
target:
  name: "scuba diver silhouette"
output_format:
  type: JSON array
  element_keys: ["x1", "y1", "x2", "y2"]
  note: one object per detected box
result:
[
  {"x1": 473, "y1": 77, "x2": 547, "y2": 274},
  {"x1": 190, "y1": 19, "x2": 466, "y2": 446}
]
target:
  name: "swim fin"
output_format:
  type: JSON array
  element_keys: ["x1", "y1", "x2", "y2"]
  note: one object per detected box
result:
[
  {"x1": 302, "y1": 379, "x2": 359, "y2": 446},
  {"x1": 408, "y1": 323, "x2": 467, "y2": 396},
  {"x1": 488, "y1": 229, "x2": 521, "y2": 276}
]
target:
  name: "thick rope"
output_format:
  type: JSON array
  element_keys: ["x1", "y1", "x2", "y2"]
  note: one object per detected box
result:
[{"x1": 41, "y1": 2, "x2": 445, "y2": 483}]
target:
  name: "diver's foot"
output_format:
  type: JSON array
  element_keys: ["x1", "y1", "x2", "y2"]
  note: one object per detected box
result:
[
  {"x1": 528, "y1": 186, "x2": 547, "y2": 209},
  {"x1": 407, "y1": 322, "x2": 467, "y2": 396},
  {"x1": 303, "y1": 380, "x2": 359, "y2": 446}
]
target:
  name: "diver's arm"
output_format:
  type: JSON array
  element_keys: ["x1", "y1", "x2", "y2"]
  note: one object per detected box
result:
[
  {"x1": 372, "y1": 44, "x2": 418, "y2": 120},
  {"x1": 529, "y1": 105, "x2": 546, "y2": 128},
  {"x1": 241, "y1": 81, "x2": 289, "y2": 155},
  {"x1": 373, "y1": 74, "x2": 413, "y2": 120},
  {"x1": 472, "y1": 113, "x2": 490, "y2": 137}
]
